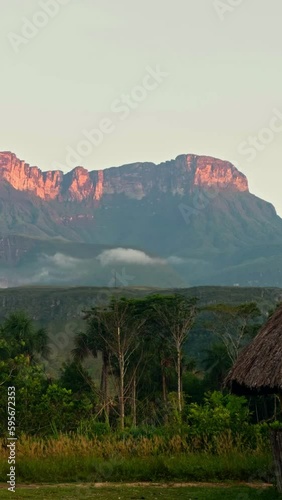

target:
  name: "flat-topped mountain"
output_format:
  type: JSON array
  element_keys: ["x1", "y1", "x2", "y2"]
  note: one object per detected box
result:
[
  {"x1": 0, "y1": 152, "x2": 248, "y2": 201},
  {"x1": 0, "y1": 151, "x2": 281, "y2": 288}
]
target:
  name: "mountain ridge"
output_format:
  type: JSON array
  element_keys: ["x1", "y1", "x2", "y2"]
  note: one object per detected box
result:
[
  {"x1": 0, "y1": 150, "x2": 282, "y2": 288},
  {"x1": 0, "y1": 151, "x2": 249, "y2": 202}
]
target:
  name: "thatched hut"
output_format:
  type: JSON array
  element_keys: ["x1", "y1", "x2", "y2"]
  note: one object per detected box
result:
[{"x1": 225, "y1": 304, "x2": 282, "y2": 492}]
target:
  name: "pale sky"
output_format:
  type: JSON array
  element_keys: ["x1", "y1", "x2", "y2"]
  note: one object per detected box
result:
[{"x1": 1, "y1": 0, "x2": 282, "y2": 214}]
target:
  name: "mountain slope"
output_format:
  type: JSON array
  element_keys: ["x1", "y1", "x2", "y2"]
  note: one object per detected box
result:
[{"x1": 0, "y1": 151, "x2": 282, "y2": 287}]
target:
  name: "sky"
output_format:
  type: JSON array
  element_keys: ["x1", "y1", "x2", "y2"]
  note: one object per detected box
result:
[{"x1": 0, "y1": 0, "x2": 282, "y2": 214}]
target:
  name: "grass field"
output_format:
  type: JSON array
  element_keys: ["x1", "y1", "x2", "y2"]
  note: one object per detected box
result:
[
  {"x1": 0, "y1": 484, "x2": 281, "y2": 499},
  {"x1": 0, "y1": 453, "x2": 273, "y2": 484}
]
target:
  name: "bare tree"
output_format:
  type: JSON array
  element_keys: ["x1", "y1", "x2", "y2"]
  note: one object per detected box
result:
[
  {"x1": 204, "y1": 303, "x2": 261, "y2": 364},
  {"x1": 150, "y1": 294, "x2": 197, "y2": 415},
  {"x1": 95, "y1": 298, "x2": 146, "y2": 430}
]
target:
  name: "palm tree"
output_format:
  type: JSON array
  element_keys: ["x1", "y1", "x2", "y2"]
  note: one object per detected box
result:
[{"x1": 72, "y1": 310, "x2": 111, "y2": 424}]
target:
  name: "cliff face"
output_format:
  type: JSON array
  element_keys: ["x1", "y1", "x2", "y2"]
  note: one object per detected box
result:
[
  {"x1": 0, "y1": 152, "x2": 63, "y2": 200},
  {"x1": 1, "y1": 151, "x2": 282, "y2": 290},
  {"x1": 187, "y1": 155, "x2": 248, "y2": 191},
  {"x1": 0, "y1": 151, "x2": 248, "y2": 202}
]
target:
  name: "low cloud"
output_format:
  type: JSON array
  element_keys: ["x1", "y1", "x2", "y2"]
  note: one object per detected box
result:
[
  {"x1": 41, "y1": 253, "x2": 83, "y2": 269},
  {"x1": 97, "y1": 248, "x2": 185, "y2": 266},
  {"x1": 97, "y1": 248, "x2": 165, "y2": 266}
]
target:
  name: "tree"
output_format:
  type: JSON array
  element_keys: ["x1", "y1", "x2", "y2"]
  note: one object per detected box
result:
[
  {"x1": 96, "y1": 297, "x2": 146, "y2": 430},
  {"x1": 38, "y1": 384, "x2": 77, "y2": 434},
  {"x1": 0, "y1": 311, "x2": 51, "y2": 434},
  {"x1": 72, "y1": 318, "x2": 111, "y2": 425},
  {"x1": 202, "y1": 342, "x2": 232, "y2": 389},
  {"x1": 148, "y1": 294, "x2": 198, "y2": 415},
  {"x1": 1, "y1": 311, "x2": 50, "y2": 362},
  {"x1": 204, "y1": 302, "x2": 262, "y2": 363},
  {"x1": 59, "y1": 360, "x2": 96, "y2": 397},
  {"x1": 75, "y1": 297, "x2": 147, "y2": 430}
]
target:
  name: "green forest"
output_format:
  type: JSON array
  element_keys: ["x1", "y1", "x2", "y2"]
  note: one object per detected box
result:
[{"x1": 0, "y1": 292, "x2": 281, "y2": 493}]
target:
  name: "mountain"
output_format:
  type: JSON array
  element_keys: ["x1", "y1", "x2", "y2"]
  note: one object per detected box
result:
[
  {"x1": 1, "y1": 151, "x2": 282, "y2": 287},
  {"x1": 0, "y1": 151, "x2": 248, "y2": 202}
]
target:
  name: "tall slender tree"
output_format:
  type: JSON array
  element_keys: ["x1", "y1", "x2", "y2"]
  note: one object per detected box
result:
[
  {"x1": 74, "y1": 298, "x2": 147, "y2": 430},
  {"x1": 148, "y1": 294, "x2": 198, "y2": 415},
  {"x1": 96, "y1": 298, "x2": 146, "y2": 430}
]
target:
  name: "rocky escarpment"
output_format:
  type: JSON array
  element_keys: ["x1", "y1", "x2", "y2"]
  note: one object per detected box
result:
[
  {"x1": 1, "y1": 151, "x2": 282, "y2": 289},
  {"x1": 0, "y1": 152, "x2": 249, "y2": 203}
]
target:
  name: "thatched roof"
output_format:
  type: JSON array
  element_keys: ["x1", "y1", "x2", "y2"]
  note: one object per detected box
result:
[{"x1": 225, "y1": 305, "x2": 282, "y2": 395}]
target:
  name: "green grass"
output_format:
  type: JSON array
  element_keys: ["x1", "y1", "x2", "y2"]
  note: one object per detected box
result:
[
  {"x1": 0, "y1": 454, "x2": 273, "y2": 484},
  {"x1": 0, "y1": 485, "x2": 281, "y2": 500}
]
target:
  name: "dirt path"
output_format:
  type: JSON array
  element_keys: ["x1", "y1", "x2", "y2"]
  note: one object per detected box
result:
[{"x1": 0, "y1": 481, "x2": 273, "y2": 490}]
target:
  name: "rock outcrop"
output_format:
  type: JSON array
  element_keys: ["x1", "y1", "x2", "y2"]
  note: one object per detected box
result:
[{"x1": 0, "y1": 151, "x2": 249, "y2": 203}]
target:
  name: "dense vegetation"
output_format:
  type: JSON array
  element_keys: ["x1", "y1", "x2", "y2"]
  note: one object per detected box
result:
[
  {"x1": 0, "y1": 293, "x2": 281, "y2": 487},
  {"x1": 0, "y1": 285, "x2": 281, "y2": 374}
]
